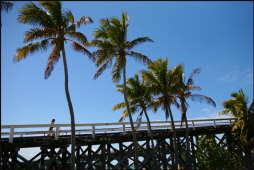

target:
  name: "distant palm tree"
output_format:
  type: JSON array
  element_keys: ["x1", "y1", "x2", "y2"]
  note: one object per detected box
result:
[
  {"x1": 92, "y1": 11, "x2": 153, "y2": 169},
  {"x1": 1, "y1": 1, "x2": 14, "y2": 26},
  {"x1": 141, "y1": 58, "x2": 180, "y2": 169},
  {"x1": 113, "y1": 74, "x2": 156, "y2": 149},
  {"x1": 0, "y1": 1, "x2": 13, "y2": 12},
  {"x1": 219, "y1": 89, "x2": 254, "y2": 146},
  {"x1": 14, "y1": 2, "x2": 93, "y2": 169},
  {"x1": 172, "y1": 64, "x2": 216, "y2": 167}
]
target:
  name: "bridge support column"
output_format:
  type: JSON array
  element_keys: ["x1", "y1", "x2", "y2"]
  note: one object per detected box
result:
[
  {"x1": 119, "y1": 142, "x2": 128, "y2": 169},
  {"x1": 10, "y1": 148, "x2": 19, "y2": 169}
]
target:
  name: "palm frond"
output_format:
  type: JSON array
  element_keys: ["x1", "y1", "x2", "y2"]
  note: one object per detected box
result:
[
  {"x1": 66, "y1": 32, "x2": 89, "y2": 46},
  {"x1": 232, "y1": 120, "x2": 244, "y2": 132},
  {"x1": 187, "y1": 85, "x2": 202, "y2": 91},
  {"x1": 71, "y1": 41, "x2": 94, "y2": 62},
  {"x1": 23, "y1": 28, "x2": 57, "y2": 43},
  {"x1": 39, "y1": 1, "x2": 62, "y2": 25},
  {"x1": 218, "y1": 110, "x2": 232, "y2": 115},
  {"x1": 64, "y1": 10, "x2": 74, "y2": 23},
  {"x1": 112, "y1": 102, "x2": 126, "y2": 111},
  {"x1": 44, "y1": 46, "x2": 60, "y2": 79},
  {"x1": 94, "y1": 57, "x2": 113, "y2": 80},
  {"x1": 141, "y1": 70, "x2": 160, "y2": 88},
  {"x1": 127, "y1": 37, "x2": 154, "y2": 49},
  {"x1": 112, "y1": 61, "x2": 123, "y2": 83},
  {"x1": 18, "y1": 2, "x2": 54, "y2": 28},
  {"x1": 190, "y1": 94, "x2": 216, "y2": 107},
  {"x1": 115, "y1": 84, "x2": 124, "y2": 92},
  {"x1": 187, "y1": 68, "x2": 201, "y2": 85},
  {"x1": 128, "y1": 51, "x2": 152, "y2": 65},
  {"x1": 14, "y1": 39, "x2": 50, "y2": 62},
  {"x1": 119, "y1": 106, "x2": 138, "y2": 122},
  {"x1": 67, "y1": 24, "x2": 76, "y2": 32},
  {"x1": 76, "y1": 16, "x2": 93, "y2": 28},
  {"x1": 151, "y1": 98, "x2": 163, "y2": 113},
  {"x1": 1, "y1": 1, "x2": 13, "y2": 12},
  {"x1": 93, "y1": 27, "x2": 108, "y2": 39}
]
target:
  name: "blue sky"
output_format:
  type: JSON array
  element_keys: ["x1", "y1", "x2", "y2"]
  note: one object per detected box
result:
[{"x1": 2, "y1": 1, "x2": 253, "y2": 126}]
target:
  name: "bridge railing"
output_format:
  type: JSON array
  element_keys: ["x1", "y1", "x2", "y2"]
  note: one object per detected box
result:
[{"x1": 1, "y1": 118, "x2": 236, "y2": 143}]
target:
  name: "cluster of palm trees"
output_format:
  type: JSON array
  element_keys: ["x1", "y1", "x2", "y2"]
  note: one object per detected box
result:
[
  {"x1": 13, "y1": 1, "x2": 154, "y2": 169},
  {"x1": 12, "y1": 1, "x2": 252, "y2": 169},
  {"x1": 113, "y1": 58, "x2": 216, "y2": 168}
]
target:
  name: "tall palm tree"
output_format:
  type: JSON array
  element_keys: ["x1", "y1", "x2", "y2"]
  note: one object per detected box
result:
[
  {"x1": 219, "y1": 89, "x2": 254, "y2": 146},
  {"x1": 14, "y1": 2, "x2": 93, "y2": 169},
  {"x1": 92, "y1": 11, "x2": 153, "y2": 169},
  {"x1": 141, "y1": 58, "x2": 180, "y2": 169},
  {"x1": 172, "y1": 64, "x2": 216, "y2": 167},
  {"x1": 113, "y1": 74, "x2": 156, "y2": 149}
]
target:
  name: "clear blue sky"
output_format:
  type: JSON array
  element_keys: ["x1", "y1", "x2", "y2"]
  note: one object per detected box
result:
[{"x1": 2, "y1": 1, "x2": 253, "y2": 125}]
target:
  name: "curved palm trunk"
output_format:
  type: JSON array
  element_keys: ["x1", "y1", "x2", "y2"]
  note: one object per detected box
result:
[
  {"x1": 181, "y1": 99, "x2": 191, "y2": 168},
  {"x1": 62, "y1": 46, "x2": 76, "y2": 170},
  {"x1": 183, "y1": 112, "x2": 191, "y2": 168},
  {"x1": 123, "y1": 65, "x2": 139, "y2": 170},
  {"x1": 167, "y1": 106, "x2": 178, "y2": 170},
  {"x1": 142, "y1": 107, "x2": 155, "y2": 148},
  {"x1": 143, "y1": 108, "x2": 160, "y2": 168}
]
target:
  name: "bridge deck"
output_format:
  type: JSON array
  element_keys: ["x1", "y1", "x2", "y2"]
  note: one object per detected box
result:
[{"x1": 1, "y1": 124, "x2": 231, "y2": 151}]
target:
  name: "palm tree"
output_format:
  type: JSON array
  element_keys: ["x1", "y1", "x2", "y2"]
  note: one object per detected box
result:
[
  {"x1": 14, "y1": 2, "x2": 93, "y2": 169},
  {"x1": 0, "y1": 1, "x2": 13, "y2": 12},
  {"x1": 141, "y1": 58, "x2": 180, "y2": 169},
  {"x1": 113, "y1": 74, "x2": 156, "y2": 149},
  {"x1": 1, "y1": 1, "x2": 14, "y2": 27},
  {"x1": 92, "y1": 11, "x2": 153, "y2": 169},
  {"x1": 219, "y1": 89, "x2": 254, "y2": 146},
  {"x1": 171, "y1": 64, "x2": 216, "y2": 167}
]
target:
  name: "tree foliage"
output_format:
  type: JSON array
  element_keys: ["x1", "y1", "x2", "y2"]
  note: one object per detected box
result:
[
  {"x1": 195, "y1": 136, "x2": 243, "y2": 170},
  {"x1": 219, "y1": 89, "x2": 254, "y2": 146}
]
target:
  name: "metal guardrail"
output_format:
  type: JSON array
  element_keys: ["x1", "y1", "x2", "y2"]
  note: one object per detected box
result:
[{"x1": 1, "y1": 118, "x2": 236, "y2": 143}]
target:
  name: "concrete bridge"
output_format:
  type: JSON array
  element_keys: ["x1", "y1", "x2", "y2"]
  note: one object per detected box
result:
[{"x1": 1, "y1": 118, "x2": 253, "y2": 169}]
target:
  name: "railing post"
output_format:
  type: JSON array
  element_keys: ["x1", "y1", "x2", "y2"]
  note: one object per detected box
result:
[
  {"x1": 55, "y1": 126, "x2": 60, "y2": 140},
  {"x1": 122, "y1": 123, "x2": 126, "y2": 135},
  {"x1": 192, "y1": 121, "x2": 195, "y2": 130},
  {"x1": 213, "y1": 120, "x2": 216, "y2": 128},
  {"x1": 147, "y1": 122, "x2": 151, "y2": 134},
  {"x1": 229, "y1": 119, "x2": 232, "y2": 125},
  {"x1": 9, "y1": 126, "x2": 15, "y2": 143},
  {"x1": 92, "y1": 125, "x2": 95, "y2": 138},
  {"x1": 169, "y1": 122, "x2": 173, "y2": 131}
]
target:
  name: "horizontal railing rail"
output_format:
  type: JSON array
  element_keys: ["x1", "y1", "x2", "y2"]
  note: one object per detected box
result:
[{"x1": 1, "y1": 118, "x2": 236, "y2": 143}]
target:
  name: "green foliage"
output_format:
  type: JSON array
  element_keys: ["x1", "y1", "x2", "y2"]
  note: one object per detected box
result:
[
  {"x1": 171, "y1": 64, "x2": 216, "y2": 126},
  {"x1": 195, "y1": 136, "x2": 243, "y2": 170},
  {"x1": 113, "y1": 74, "x2": 153, "y2": 122},
  {"x1": 15, "y1": 1, "x2": 93, "y2": 79},
  {"x1": 219, "y1": 89, "x2": 254, "y2": 146},
  {"x1": 92, "y1": 11, "x2": 153, "y2": 83},
  {"x1": 141, "y1": 58, "x2": 179, "y2": 120}
]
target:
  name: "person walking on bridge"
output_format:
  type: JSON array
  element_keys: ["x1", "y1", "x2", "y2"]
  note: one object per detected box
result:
[{"x1": 48, "y1": 119, "x2": 55, "y2": 136}]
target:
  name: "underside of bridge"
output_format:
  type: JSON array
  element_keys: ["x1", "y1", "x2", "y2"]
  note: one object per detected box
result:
[{"x1": 1, "y1": 125, "x2": 254, "y2": 169}]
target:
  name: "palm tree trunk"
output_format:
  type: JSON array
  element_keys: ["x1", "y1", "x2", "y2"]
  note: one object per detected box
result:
[
  {"x1": 184, "y1": 113, "x2": 191, "y2": 168},
  {"x1": 123, "y1": 65, "x2": 139, "y2": 170},
  {"x1": 62, "y1": 45, "x2": 76, "y2": 170},
  {"x1": 168, "y1": 106, "x2": 178, "y2": 170},
  {"x1": 142, "y1": 107, "x2": 155, "y2": 149},
  {"x1": 181, "y1": 98, "x2": 191, "y2": 168},
  {"x1": 143, "y1": 107, "x2": 160, "y2": 168}
]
